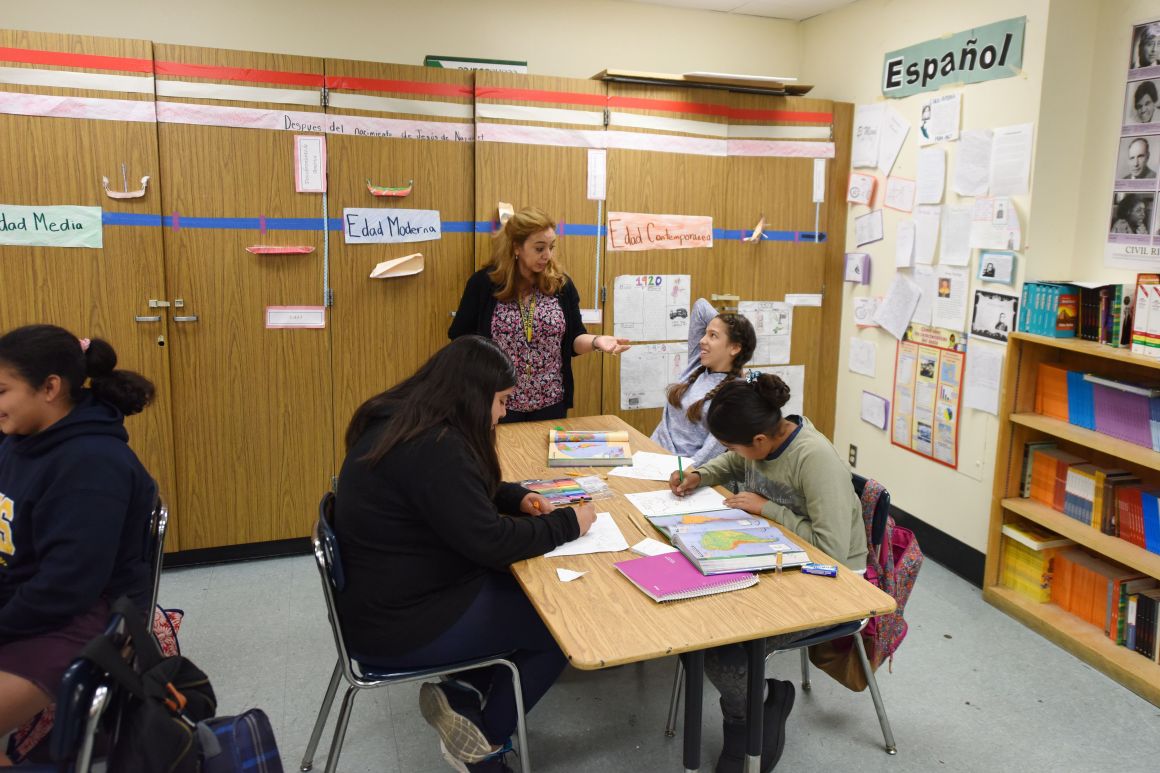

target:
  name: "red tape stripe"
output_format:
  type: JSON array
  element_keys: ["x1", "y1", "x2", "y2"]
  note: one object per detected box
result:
[
  {"x1": 0, "y1": 46, "x2": 153, "y2": 73},
  {"x1": 475, "y1": 86, "x2": 607, "y2": 107},
  {"x1": 155, "y1": 61, "x2": 323, "y2": 87},
  {"x1": 325, "y1": 75, "x2": 471, "y2": 97}
]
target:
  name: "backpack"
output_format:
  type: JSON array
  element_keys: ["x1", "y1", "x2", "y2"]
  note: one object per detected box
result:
[
  {"x1": 198, "y1": 709, "x2": 285, "y2": 773},
  {"x1": 81, "y1": 596, "x2": 218, "y2": 773}
]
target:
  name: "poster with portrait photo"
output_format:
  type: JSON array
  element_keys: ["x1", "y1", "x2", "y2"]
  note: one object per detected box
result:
[
  {"x1": 1131, "y1": 22, "x2": 1160, "y2": 73},
  {"x1": 1114, "y1": 135, "x2": 1160, "y2": 185},
  {"x1": 1109, "y1": 190, "x2": 1156, "y2": 242},
  {"x1": 1124, "y1": 79, "x2": 1160, "y2": 128},
  {"x1": 977, "y1": 250, "x2": 1015, "y2": 284},
  {"x1": 970, "y1": 289, "x2": 1018, "y2": 344}
]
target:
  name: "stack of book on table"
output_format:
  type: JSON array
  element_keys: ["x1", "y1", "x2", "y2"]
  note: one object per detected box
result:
[
  {"x1": 547, "y1": 429, "x2": 631, "y2": 467},
  {"x1": 646, "y1": 508, "x2": 809, "y2": 574}
]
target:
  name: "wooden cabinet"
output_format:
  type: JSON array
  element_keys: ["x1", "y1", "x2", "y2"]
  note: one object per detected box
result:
[{"x1": 985, "y1": 332, "x2": 1160, "y2": 706}]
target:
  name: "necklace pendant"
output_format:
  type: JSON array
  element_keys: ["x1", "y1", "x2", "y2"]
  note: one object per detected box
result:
[{"x1": 526, "y1": 363, "x2": 533, "y2": 376}]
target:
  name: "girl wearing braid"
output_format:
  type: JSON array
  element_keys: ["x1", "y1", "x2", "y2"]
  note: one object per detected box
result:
[{"x1": 651, "y1": 298, "x2": 756, "y2": 467}]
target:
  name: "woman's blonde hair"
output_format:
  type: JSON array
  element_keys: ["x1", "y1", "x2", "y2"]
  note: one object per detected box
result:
[{"x1": 488, "y1": 206, "x2": 566, "y2": 302}]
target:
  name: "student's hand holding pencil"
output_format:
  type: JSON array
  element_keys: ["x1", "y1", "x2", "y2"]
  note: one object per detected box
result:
[
  {"x1": 668, "y1": 469, "x2": 701, "y2": 497},
  {"x1": 572, "y1": 501, "x2": 596, "y2": 535},
  {"x1": 520, "y1": 492, "x2": 554, "y2": 516}
]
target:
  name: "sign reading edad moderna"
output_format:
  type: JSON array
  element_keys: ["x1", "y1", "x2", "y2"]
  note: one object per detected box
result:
[
  {"x1": 0, "y1": 204, "x2": 103, "y2": 248},
  {"x1": 882, "y1": 17, "x2": 1025, "y2": 98},
  {"x1": 606, "y1": 212, "x2": 713, "y2": 252},
  {"x1": 343, "y1": 208, "x2": 441, "y2": 245}
]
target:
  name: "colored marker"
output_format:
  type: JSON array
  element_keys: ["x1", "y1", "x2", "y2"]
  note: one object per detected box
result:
[{"x1": 677, "y1": 455, "x2": 684, "y2": 485}]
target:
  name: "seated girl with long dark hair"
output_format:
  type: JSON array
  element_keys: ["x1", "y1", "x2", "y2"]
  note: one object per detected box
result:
[{"x1": 335, "y1": 335, "x2": 595, "y2": 773}]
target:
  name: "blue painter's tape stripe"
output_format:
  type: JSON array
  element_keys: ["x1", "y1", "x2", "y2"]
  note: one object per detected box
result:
[
  {"x1": 102, "y1": 212, "x2": 163, "y2": 227},
  {"x1": 441, "y1": 221, "x2": 475, "y2": 233}
]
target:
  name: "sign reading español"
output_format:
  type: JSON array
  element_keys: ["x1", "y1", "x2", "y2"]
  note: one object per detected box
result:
[
  {"x1": 882, "y1": 17, "x2": 1025, "y2": 98},
  {"x1": 0, "y1": 204, "x2": 103, "y2": 248}
]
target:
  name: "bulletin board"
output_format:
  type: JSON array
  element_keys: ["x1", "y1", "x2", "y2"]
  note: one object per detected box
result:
[{"x1": 891, "y1": 323, "x2": 965, "y2": 468}]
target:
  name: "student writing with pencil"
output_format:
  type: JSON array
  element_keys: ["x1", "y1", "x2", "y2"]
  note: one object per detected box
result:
[
  {"x1": 667, "y1": 372, "x2": 867, "y2": 773},
  {"x1": 335, "y1": 336, "x2": 596, "y2": 773}
]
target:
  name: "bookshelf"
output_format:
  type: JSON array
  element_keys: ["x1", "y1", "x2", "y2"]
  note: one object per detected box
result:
[{"x1": 985, "y1": 333, "x2": 1160, "y2": 706}]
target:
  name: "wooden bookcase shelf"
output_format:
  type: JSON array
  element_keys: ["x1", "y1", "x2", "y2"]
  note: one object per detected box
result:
[{"x1": 986, "y1": 334, "x2": 1160, "y2": 707}]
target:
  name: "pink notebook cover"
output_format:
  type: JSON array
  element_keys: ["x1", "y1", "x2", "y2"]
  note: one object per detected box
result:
[{"x1": 614, "y1": 551, "x2": 757, "y2": 602}]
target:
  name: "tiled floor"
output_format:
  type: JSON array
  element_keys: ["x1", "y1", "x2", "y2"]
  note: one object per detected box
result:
[{"x1": 159, "y1": 556, "x2": 1159, "y2": 772}]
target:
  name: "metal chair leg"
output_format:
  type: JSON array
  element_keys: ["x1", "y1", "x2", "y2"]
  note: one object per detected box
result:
[
  {"x1": 300, "y1": 660, "x2": 343, "y2": 772},
  {"x1": 496, "y1": 660, "x2": 531, "y2": 773},
  {"x1": 664, "y1": 657, "x2": 685, "y2": 737},
  {"x1": 323, "y1": 685, "x2": 359, "y2": 773},
  {"x1": 799, "y1": 649, "x2": 811, "y2": 691},
  {"x1": 853, "y1": 635, "x2": 896, "y2": 754}
]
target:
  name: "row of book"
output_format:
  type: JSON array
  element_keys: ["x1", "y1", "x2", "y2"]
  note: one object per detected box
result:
[
  {"x1": 1023, "y1": 443, "x2": 1160, "y2": 555},
  {"x1": 1035, "y1": 363, "x2": 1160, "y2": 451},
  {"x1": 1016, "y1": 274, "x2": 1159, "y2": 346}
]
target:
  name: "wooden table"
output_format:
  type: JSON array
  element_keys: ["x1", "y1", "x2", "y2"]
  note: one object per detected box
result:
[{"x1": 497, "y1": 415, "x2": 895, "y2": 771}]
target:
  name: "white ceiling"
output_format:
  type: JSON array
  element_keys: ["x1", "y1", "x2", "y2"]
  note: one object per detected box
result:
[{"x1": 626, "y1": 0, "x2": 858, "y2": 22}]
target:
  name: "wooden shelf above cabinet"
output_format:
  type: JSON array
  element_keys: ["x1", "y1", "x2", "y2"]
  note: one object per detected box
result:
[
  {"x1": 1010, "y1": 332, "x2": 1160, "y2": 371},
  {"x1": 1001, "y1": 497, "x2": 1160, "y2": 578},
  {"x1": 983, "y1": 585, "x2": 1160, "y2": 707},
  {"x1": 1009, "y1": 413, "x2": 1160, "y2": 473}
]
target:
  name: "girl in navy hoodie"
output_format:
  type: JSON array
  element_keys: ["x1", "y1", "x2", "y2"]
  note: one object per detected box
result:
[{"x1": 0, "y1": 325, "x2": 156, "y2": 763}]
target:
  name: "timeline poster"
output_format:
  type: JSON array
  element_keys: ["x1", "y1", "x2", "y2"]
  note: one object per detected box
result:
[{"x1": 891, "y1": 323, "x2": 965, "y2": 468}]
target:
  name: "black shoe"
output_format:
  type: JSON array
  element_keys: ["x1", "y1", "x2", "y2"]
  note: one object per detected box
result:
[
  {"x1": 419, "y1": 681, "x2": 493, "y2": 763},
  {"x1": 715, "y1": 717, "x2": 747, "y2": 773},
  {"x1": 761, "y1": 678, "x2": 796, "y2": 772}
]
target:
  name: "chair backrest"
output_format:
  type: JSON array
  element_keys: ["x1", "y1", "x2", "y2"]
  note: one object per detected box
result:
[
  {"x1": 852, "y1": 473, "x2": 890, "y2": 548},
  {"x1": 49, "y1": 613, "x2": 130, "y2": 770},
  {"x1": 148, "y1": 496, "x2": 169, "y2": 612},
  {"x1": 313, "y1": 492, "x2": 359, "y2": 683}
]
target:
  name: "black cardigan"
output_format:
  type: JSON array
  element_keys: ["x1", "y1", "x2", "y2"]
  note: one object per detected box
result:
[
  {"x1": 334, "y1": 415, "x2": 581, "y2": 656},
  {"x1": 449, "y1": 268, "x2": 588, "y2": 410}
]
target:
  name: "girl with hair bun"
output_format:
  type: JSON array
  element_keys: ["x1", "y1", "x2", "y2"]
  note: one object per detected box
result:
[
  {"x1": 450, "y1": 206, "x2": 630, "y2": 422},
  {"x1": 668, "y1": 371, "x2": 866, "y2": 773},
  {"x1": 0, "y1": 324, "x2": 157, "y2": 762},
  {"x1": 651, "y1": 298, "x2": 756, "y2": 467}
]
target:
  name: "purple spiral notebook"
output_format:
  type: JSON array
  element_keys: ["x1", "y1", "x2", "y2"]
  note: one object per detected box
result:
[{"x1": 614, "y1": 551, "x2": 757, "y2": 602}]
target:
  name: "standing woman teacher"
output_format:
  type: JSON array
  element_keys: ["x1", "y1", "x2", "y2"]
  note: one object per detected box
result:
[{"x1": 450, "y1": 206, "x2": 630, "y2": 422}]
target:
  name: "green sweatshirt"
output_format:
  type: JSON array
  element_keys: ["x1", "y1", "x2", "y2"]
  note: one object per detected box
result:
[{"x1": 695, "y1": 416, "x2": 867, "y2": 571}]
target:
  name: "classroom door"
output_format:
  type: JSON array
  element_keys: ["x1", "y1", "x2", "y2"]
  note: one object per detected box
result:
[
  {"x1": 0, "y1": 30, "x2": 181, "y2": 546},
  {"x1": 152, "y1": 45, "x2": 333, "y2": 549},
  {"x1": 323, "y1": 60, "x2": 476, "y2": 467},
  {"x1": 474, "y1": 72, "x2": 607, "y2": 419},
  {"x1": 601, "y1": 84, "x2": 739, "y2": 436}
]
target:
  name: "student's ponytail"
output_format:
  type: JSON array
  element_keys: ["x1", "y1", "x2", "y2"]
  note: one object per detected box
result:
[
  {"x1": 84, "y1": 338, "x2": 155, "y2": 416},
  {"x1": 705, "y1": 373, "x2": 792, "y2": 445}
]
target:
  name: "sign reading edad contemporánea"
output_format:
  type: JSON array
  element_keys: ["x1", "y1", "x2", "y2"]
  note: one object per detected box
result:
[
  {"x1": 342, "y1": 208, "x2": 441, "y2": 245},
  {"x1": 606, "y1": 212, "x2": 713, "y2": 252},
  {"x1": 0, "y1": 204, "x2": 103, "y2": 248},
  {"x1": 882, "y1": 17, "x2": 1025, "y2": 98}
]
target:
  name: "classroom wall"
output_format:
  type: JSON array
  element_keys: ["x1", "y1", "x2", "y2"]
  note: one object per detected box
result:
[
  {"x1": 2, "y1": 0, "x2": 801, "y2": 81},
  {"x1": 798, "y1": 0, "x2": 1052, "y2": 552}
]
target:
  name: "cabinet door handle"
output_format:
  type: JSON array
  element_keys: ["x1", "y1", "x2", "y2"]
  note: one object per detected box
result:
[
  {"x1": 135, "y1": 315, "x2": 161, "y2": 323},
  {"x1": 173, "y1": 315, "x2": 199, "y2": 323}
]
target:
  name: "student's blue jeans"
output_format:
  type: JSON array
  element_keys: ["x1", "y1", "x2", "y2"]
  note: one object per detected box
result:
[{"x1": 357, "y1": 571, "x2": 566, "y2": 744}]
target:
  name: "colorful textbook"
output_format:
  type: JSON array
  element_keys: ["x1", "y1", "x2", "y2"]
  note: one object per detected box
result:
[
  {"x1": 673, "y1": 525, "x2": 810, "y2": 574},
  {"x1": 547, "y1": 429, "x2": 631, "y2": 467},
  {"x1": 613, "y1": 551, "x2": 757, "y2": 602}
]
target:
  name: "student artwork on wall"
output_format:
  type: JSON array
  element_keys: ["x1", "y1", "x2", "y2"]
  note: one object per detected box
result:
[
  {"x1": 619, "y1": 342, "x2": 686, "y2": 410},
  {"x1": 738, "y1": 301, "x2": 792, "y2": 365},
  {"x1": 613, "y1": 274, "x2": 691, "y2": 341},
  {"x1": 977, "y1": 250, "x2": 1015, "y2": 284},
  {"x1": 1106, "y1": 15, "x2": 1160, "y2": 270},
  {"x1": 891, "y1": 323, "x2": 964, "y2": 469},
  {"x1": 970, "y1": 289, "x2": 1018, "y2": 344}
]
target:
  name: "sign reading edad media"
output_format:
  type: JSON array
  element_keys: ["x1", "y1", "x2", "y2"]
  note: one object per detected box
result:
[
  {"x1": 343, "y1": 208, "x2": 441, "y2": 245},
  {"x1": 882, "y1": 17, "x2": 1025, "y2": 98},
  {"x1": 0, "y1": 204, "x2": 103, "y2": 248}
]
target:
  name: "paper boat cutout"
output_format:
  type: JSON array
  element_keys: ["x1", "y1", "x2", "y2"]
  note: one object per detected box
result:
[
  {"x1": 366, "y1": 179, "x2": 414, "y2": 197},
  {"x1": 245, "y1": 245, "x2": 316, "y2": 255},
  {"x1": 370, "y1": 253, "x2": 424, "y2": 279},
  {"x1": 102, "y1": 175, "x2": 150, "y2": 199}
]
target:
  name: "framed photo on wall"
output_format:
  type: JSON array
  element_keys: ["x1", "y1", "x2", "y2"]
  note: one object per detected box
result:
[
  {"x1": 977, "y1": 250, "x2": 1015, "y2": 284},
  {"x1": 970, "y1": 289, "x2": 1019, "y2": 344}
]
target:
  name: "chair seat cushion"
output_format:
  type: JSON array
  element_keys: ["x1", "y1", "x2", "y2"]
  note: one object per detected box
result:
[{"x1": 780, "y1": 619, "x2": 864, "y2": 650}]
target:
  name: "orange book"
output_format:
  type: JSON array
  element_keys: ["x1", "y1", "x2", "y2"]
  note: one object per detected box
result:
[
  {"x1": 1030, "y1": 449, "x2": 1061, "y2": 505},
  {"x1": 1051, "y1": 550, "x2": 1075, "y2": 609},
  {"x1": 1037, "y1": 363, "x2": 1071, "y2": 421}
]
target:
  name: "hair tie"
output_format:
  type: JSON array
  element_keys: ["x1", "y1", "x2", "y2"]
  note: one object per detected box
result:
[
  {"x1": 746, "y1": 369, "x2": 762, "y2": 384},
  {"x1": 78, "y1": 338, "x2": 91, "y2": 353}
]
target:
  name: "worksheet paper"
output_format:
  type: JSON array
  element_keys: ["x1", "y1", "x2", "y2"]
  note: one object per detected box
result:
[
  {"x1": 917, "y1": 92, "x2": 961, "y2": 145},
  {"x1": 847, "y1": 172, "x2": 876, "y2": 205},
  {"x1": 914, "y1": 205, "x2": 941, "y2": 264},
  {"x1": 848, "y1": 336, "x2": 877, "y2": 378},
  {"x1": 969, "y1": 197, "x2": 1021, "y2": 250},
  {"x1": 619, "y1": 342, "x2": 686, "y2": 410},
  {"x1": 873, "y1": 274, "x2": 923, "y2": 339},
  {"x1": 853, "y1": 296, "x2": 881, "y2": 328},
  {"x1": 877, "y1": 105, "x2": 910, "y2": 176},
  {"x1": 896, "y1": 220, "x2": 916, "y2": 267},
  {"x1": 884, "y1": 176, "x2": 916, "y2": 212},
  {"x1": 543, "y1": 513, "x2": 628, "y2": 557},
  {"x1": 855, "y1": 209, "x2": 885, "y2": 246},
  {"x1": 953, "y1": 129, "x2": 993, "y2": 196},
  {"x1": 962, "y1": 341, "x2": 1005, "y2": 415},
  {"x1": 609, "y1": 451, "x2": 694, "y2": 481},
  {"x1": 587, "y1": 148, "x2": 607, "y2": 201},
  {"x1": 932, "y1": 266, "x2": 970, "y2": 332},
  {"x1": 852, "y1": 103, "x2": 884, "y2": 168},
  {"x1": 738, "y1": 301, "x2": 792, "y2": 365},
  {"x1": 939, "y1": 206, "x2": 973, "y2": 266},
  {"x1": 765, "y1": 365, "x2": 805, "y2": 417},
  {"x1": 911, "y1": 266, "x2": 936, "y2": 326},
  {"x1": 861, "y1": 391, "x2": 889, "y2": 429},
  {"x1": 625, "y1": 487, "x2": 729, "y2": 518},
  {"x1": 915, "y1": 148, "x2": 946, "y2": 204},
  {"x1": 613, "y1": 274, "x2": 691, "y2": 341},
  {"x1": 989, "y1": 123, "x2": 1033, "y2": 197}
]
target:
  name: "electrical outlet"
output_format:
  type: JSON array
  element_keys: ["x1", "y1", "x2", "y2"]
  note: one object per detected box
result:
[{"x1": 848, "y1": 444, "x2": 858, "y2": 468}]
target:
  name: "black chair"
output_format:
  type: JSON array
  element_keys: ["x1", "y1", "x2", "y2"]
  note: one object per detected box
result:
[
  {"x1": 299, "y1": 492, "x2": 531, "y2": 773},
  {"x1": 147, "y1": 494, "x2": 169, "y2": 613},
  {"x1": 662, "y1": 474, "x2": 897, "y2": 754}
]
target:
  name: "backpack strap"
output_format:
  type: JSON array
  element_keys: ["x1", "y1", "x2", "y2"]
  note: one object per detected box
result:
[
  {"x1": 80, "y1": 635, "x2": 150, "y2": 704},
  {"x1": 110, "y1": 596, "x2": 165, "y2": 671}
]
